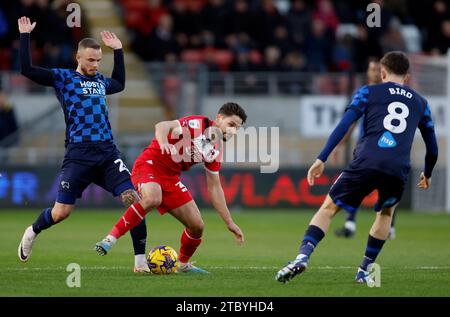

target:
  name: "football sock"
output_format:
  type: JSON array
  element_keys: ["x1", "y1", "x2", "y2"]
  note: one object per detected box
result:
[
  {"x1": 109, "y1": 202, "x2": 147, "y2": 239},
  {"x1": 32, "y1": 208, "x2": 55, "y2": 234},
  {"x1": 130, "y1": 218, "x2": 147, "y2": 255},
  {"x1": 346, "y1": 212, "x2": 356, "y2": 223},
  {"x1": 178, "y1": 229, "x2": 202, "y2": 263},
  {"x1": 135, "y1": 254, "x2": 147, "y2": 268},
  {"x1": 298, "y1": 225, "x2": 325, "y2": 258},
  {"x1": 359, "y1": 235, "x2": 385, "y2": 271},
  {"x1": 344, "y1": 220, "x2": 356, "y2": 232}
]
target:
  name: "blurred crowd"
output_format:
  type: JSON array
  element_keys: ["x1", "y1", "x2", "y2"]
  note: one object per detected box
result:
[
  {"x1": 121, "y1": 0, "x2": 450, "y2": 73},
  {"x1": 0, "y1": 0, "x2": 85, "y2": 71},
  {"x1": 1, "y1": 0, "x2": 450, "y2": 74}
]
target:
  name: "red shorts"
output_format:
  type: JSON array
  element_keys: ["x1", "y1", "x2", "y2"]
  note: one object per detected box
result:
[{"x1": 131, "y1": 155, "x2": 192, "y2": 215}]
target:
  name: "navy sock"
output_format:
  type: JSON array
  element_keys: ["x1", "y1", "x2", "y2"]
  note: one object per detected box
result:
[
  {"x1": 298, "y1": 225, "x2": 325, "y2": 258},
  {"x1": 130, "y1": 218, "x2": 147, "y2": 255},
  {"x1": 346, "y1": 212, "x2": 356, "y2": 222},
  {"x1": 359, "y1": 235, "x2": 386, "y2": 271},
  {"x1": 391, "y1": 212, "x2": 396, "y2": 228},
  {"x1": 32, "y1": 208, "x2": 55, "y2": 234}
]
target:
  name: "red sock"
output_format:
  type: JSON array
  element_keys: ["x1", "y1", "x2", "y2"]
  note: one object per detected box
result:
[
  {"x1": 178, "y1": 229, "x2": 202, "y2": 263},
  {"x1": 109, "y1": 202, "x2": 147, "y2": 239}
]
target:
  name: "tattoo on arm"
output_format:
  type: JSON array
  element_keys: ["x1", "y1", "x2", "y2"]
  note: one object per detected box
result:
[{"x1": 121, "y1": 189, "x2": 140, "y2": 208}]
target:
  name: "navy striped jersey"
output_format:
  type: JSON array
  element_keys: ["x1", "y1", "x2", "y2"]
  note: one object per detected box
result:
[
  {"x1": 51, "y1": 69, "x2": 114, "y2": 144},
  {"x1": 346, "y1": 82, "x2": 435, "y2": 181}
]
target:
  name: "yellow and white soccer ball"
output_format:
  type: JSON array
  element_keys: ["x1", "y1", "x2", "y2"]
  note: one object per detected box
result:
[{"x1": 147, "y1": 245, "x2": 178, "y2": 274}]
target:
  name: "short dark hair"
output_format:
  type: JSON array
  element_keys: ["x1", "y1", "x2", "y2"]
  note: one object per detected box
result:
[
  {"x1": 218, "y1": 102, "x2": 247, "y2": 124},
  {"x1": 78, "y1": 38, "x2": 101, "y2": 51},
  {"x1": 380, "y1": 51, "x2": 410, "y2": 76}
]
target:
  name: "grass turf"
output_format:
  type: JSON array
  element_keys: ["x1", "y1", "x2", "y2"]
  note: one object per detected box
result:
[{"x1": 0, "y1": 209, "x2": 449, "y2": 297}]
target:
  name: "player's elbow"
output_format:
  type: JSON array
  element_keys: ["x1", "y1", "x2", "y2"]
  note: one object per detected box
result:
[{"x1": 113, "y1": 83, "x2": 125, "y2": 93}]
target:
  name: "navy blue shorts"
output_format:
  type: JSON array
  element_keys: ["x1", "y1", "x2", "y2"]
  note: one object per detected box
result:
[
  {"x1": 57, "y1": 142, "x2": 134, "y2": 204},
  {"x1": 329, "y1": 168, "x2": 405, "y2": 213}
]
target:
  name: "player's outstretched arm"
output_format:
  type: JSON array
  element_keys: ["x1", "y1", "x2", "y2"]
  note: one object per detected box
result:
[
  {"x1": 101, "y1": 31, "x2": 125, "y2": 94},
  {"x1": 418, "y1": 110, "x2": 438, "y2": 189},
  {"x1": 316, "y1": 109, "x2": 360, "y2": 165},
  {"x1": 18, "y1": 17, "x2": 54, "y2": 86},
  {"x1": 206, "y1": 171, "x2": 244, "y2": 245}
]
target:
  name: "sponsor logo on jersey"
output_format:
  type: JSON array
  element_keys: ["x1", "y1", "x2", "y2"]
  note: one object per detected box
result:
[{"x1": 378, "y1": 131, "x2": 397, "y2": 148}]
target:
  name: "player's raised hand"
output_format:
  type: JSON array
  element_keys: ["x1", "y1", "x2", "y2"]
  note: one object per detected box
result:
[
  {"x1": 417, "y1": 172, "x2": 431, "y2": 189},
  {"x1": 307, "y1": 159, "x2": 325, "y2": 186},
  {"x1": 227, "y1": 222, "x2": 244, "y2": 245},
  {"x1": 160, "y1": 143, "x2": 177, "y2": 155},
  {"x1": 101, "y1": 31, "x2": 122, "y2": 49},
  {"x1": 18, "y1": 17, "x2": 36, "y2": 33}
]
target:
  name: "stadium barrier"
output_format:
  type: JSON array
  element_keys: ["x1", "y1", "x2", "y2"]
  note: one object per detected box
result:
[{"x1": 0, "y1": 166, "x2": 411, "y2": 210}]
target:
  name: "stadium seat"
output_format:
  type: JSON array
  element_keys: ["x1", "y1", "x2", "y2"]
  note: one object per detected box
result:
[
  {"x1": 0, "y1": 49, "x2": 11, "y2": 70},
  {"x1": 181, "y1": 50, "x2": 204, "y2": 64},
  {"x1": 211, "y1": 50, "x2": 234, "y2": 72}
]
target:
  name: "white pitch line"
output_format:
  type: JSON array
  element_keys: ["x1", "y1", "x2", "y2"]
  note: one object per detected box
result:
[{"x1": 3, "y1": 266, "x2": 450, "y2": 271}]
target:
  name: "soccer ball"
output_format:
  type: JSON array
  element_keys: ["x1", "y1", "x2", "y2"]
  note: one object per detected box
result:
[{"x1": 147, "y1": 245, "x2": 178, "y2": 274}]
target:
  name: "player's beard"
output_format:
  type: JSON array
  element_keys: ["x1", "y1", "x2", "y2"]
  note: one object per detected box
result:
[{"x1": 81, "y1": 65, "x2": 97, "y2": 77}]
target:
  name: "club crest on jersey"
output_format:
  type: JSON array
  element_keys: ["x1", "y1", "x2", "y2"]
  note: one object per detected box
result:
[
  {"x1": 378, "y1": 131, "x2": 397, "y2": 148},
  {"x1": 188, "y1": 119, "x2": 201, "y2": 129}
]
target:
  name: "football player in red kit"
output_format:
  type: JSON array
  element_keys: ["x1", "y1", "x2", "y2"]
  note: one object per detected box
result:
[{"x1": 95, "y1": 102, "x2": 247, "y2": 273}]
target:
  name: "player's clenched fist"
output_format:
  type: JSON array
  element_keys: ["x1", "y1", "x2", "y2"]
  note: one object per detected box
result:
[{"x1": 18, "y1": 16, "x2": 36, "y2": 33}]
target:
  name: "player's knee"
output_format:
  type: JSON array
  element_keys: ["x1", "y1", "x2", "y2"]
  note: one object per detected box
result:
[
  {"x1": 380, "y1": 207, "x2": 395, "y2": 217},
  {"x1": 320, "y1": 202, "x2": 340, "y2": 217},
  {"x1": 187, "y1": 220, "x2": 204, "y2": 237},
  {"x1": 52, "y1": 208, "x2": 71, "y2": 223},
  {"x1": 140, "y1": 195, "x2": 162, "y2": 210}
]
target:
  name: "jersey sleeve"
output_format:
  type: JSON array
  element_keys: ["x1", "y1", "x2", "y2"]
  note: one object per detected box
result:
[
  {"x1": 204, "y1": 160, "x2": 221, "y2": 174},
  {"x1": 346, "y1": 85, "x2": 369, "y2": 116},
  {"x1": 97, "y1": 73, "x2": 111, "y2": 91},
  {"x1": 418, "y1": 102, "x2": 435, "y2": 130},
  {"x1": 418, "y1": 101, "x2": 438, "y2": 178},
  {"x1": 50, "y1": 68, "x2": 68, "y2": 90},
  {"x1": 178, "y1": 116, "x2": 207, "y2": 138}
]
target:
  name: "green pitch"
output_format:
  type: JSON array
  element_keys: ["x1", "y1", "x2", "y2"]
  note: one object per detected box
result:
[{"x1": 0, "y1": 209, "x2": 449, "y2": 297}]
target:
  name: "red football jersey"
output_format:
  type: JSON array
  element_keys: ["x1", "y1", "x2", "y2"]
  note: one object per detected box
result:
[{"x1": 146, "y1": 115, "x2": 222, "y2": 175}]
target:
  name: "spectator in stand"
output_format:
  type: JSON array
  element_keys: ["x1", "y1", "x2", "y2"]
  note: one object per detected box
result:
[
  {"x1": 0, "y1": 90, "x2": 19, "y2": 147},
  {"x1": 431, "y1": 19, "x2": 450, "y2": 55},
  {"x1": 271, "y1": 24, "x2": 294, "y2": 58},
  {"x1": 424, "y1": 0, "x2": 450, "y2": 53},
  {"x1": 286, "y1": 0, "x2": 312, "y2": 50},
  {"x1": 260, "y1": 45, "x2": 283, "y2": 72},
  {"x1": 353, "y1": 24, "x2": 372, "y2": 72},
  {"x1": 366, "y1": 0, "x2": 392, "y2": 57},
  {"x1": 332, "y1": 33, "x2": 353, "y2": 72},
  {"x1": 380, "y1": 17, "x2": 407, "y2": 54},
  {"x1": 305, "y1": 19, "x2": 334, "y2": 72},
  {"x1": 145, "y1": 14, "x2": 180, "y2": 61},
  {"x1": 228, "y1": 0, "x2": 254, "y2": 35},
  {"x1": 201, "y1": 0, "x2": 230, "y2": 48},
  {"x1": 253, "y1": 0, "x2": 285, "y2": 49},
  {"x1": 313, "y1": 0, "x2": 339, "y2": 34},
  {"x1": 280, "y1": 51, "x2": 308, "y2": 94},
  {"x1": 170, "y1": 0, "x2": 202, "y2": 50}
]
